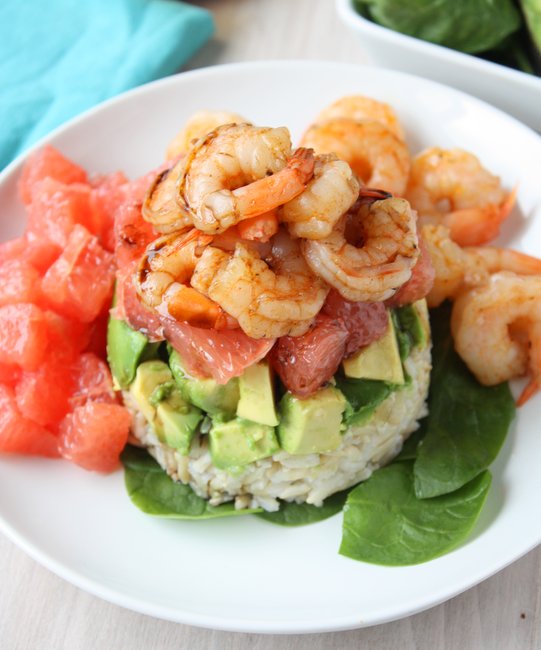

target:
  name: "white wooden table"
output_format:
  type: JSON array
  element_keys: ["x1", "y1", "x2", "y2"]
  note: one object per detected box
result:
[{"x1": 2, "y1": 1, "x2": 540, "y2": 647}]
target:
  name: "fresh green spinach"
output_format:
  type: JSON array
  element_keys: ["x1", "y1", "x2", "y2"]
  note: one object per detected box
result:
[
  {"x1": 340, "y1": 462, "x2": 491, "y2": 566},
  {"x1": 121, "y1": 446, "x2": 261, "y2": 519},
  {"x1": 256, "y1": 488, "x2": 350, "y2": 526},
  {"x1": 521, "y1": 0, "x2": 541, "y2": 54},
  {"x1": 335, "y1": 376, "x2": 393, "y2": 426},
  {"x1": 413, "y1": 305, "x2": 515, "y2": 499},
  {"x1": 353, "y1": 0, "x2": 521, "y2": 54}
]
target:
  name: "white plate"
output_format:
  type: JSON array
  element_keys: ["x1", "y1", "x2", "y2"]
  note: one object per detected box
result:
[
  {"x1": 337, "y1": 0, "x2": 541, "y2": 133},
  {"x1": 1, "y1": 61, "x2": 541, "y2": 634}
]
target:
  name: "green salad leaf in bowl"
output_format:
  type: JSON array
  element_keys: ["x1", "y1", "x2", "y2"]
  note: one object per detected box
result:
[{"x1": 353, "y1": 0, "x2": 541, "y2": 75}]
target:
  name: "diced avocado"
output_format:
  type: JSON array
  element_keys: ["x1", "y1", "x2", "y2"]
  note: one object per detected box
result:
[
  {"x1": 394, "y1": 300, "x2": 429, "y2": 352},
  {"x1": 277, "y1": 386, "x2": 346, "y2": 455},
  {"x1": 209, "y1": 417, "x2": 279, "y2": 470},
  {"x1": 130, "y1": 360, "x2": 173, "y2": 423},
  {"x1": 130, "y1": 361, "x2": 202, "y2": 455},
  {"x1": 169, "y1": 349, "x2": 239, "y2": 417},
  {"x1": 413, "y1": 299, "x2": 430, "y2": 347},
  {"x1": 236, "y1": 361, "x2": 279, "y2": 426},
  {"x1": 107, "y1": 316, "x2": 160, "y2": 389},
  {"x1": 155, "y1": 398, "x2": 203, "y2": 455},
  {"x1": 342, "y1": 311, "x2": 405, "y2": 384}
]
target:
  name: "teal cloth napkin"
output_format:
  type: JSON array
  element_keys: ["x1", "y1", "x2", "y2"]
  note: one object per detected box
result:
[{"x1": 0, "y1": 0, "x2": 214, "y2": 169}]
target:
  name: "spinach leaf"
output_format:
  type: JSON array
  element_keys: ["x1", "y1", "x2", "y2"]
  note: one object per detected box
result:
[
  {"x1": 335, "y1": 376, "x2": 393, "y2": 426},
  {"x1": 340, "y1": 462, "x2": 491, "y2": 566},
  {"x1": 413, "y1": 304, "x2": 515, "y2": 499},
  {"x1": 256, "y1": 488, "x2": 350, "y2": 526},
  {"x1": 521, "y1": 0, "x2": 541, "y2": 57},
  {"x1": 121, "y1": 446, "x2": 261, "y2": 519},
  {"x1": 354, "y1": 0, "x2": 521, "y2": 55}
]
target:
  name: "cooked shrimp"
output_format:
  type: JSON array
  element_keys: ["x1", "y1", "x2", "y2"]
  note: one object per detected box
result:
[
  {"x1": 191, "y1": 229, "x2": 329, "y2": 339},
  {"x1": 451, "y1": 272, "x2": 541, "y2": 405},
  {"x1": 406, "y1": 148, "x2": 516, "y2": 246},
  {"x1": 422, "y1": 224, "x2": 541, "y2": 307},
  {"x1": 280, "y1": 154, "x2": 360, "y2": 240},
  {"x1": 315, "y1": 95, "x2": 405, "y2": 140},
  {"x1": 237, "y1": 210, "x2": 279, "y2": 242},
  {"x1": 179, "y1": 124, "x2": 315, "y2": 234},
  {"x1": 300, "y1": 118, "x2": 410, "y2": 196},
  {"x1": 142, "y1": 158, "x2": 192, "y2": 234},
  {"x1": 135, "y1": 229, "x2": 235, "y2": 329},
  {"x1": 165, "y1": 110, "x2": 248, "y2": 160},
  {"x1": 301, "y1": 195, "x2": 419, "y2": 302}
]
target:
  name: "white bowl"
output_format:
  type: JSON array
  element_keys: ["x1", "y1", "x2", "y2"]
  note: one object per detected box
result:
[{"x1": 337, "y1": 0, "x2": 541, "y2": 131}]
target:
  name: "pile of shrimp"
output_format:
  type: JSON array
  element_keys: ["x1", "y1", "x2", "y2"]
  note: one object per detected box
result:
[{"x1": 133, "y1": 98, "x2": 541, "y2": 405}]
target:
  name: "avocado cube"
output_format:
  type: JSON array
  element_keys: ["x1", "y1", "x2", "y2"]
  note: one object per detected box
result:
[
  {"x1": 237, "y1": 361, "x2": 279, "y2": 426},
  {"x1": 342, "y1": 311, "x2": 405, "y2": 384},
  {"x1": 413, "y1": 299, "x2": 430, "y2": 348},
  {"x1": 155, "y1": 400, "x2": 203, "y2": 455},
  {"x1": 209, "y1": 417, "x2": 279, "y2": 470},
  {"x1": 129, "y1": 360, "x2": 174, "y2": 424},
  {"x1": 106, "y1": 316, "x2": 160, "y2": 389},
  {"x1": 277, "y1": 387, "x2": 346, "y2": 455},
  {"x1": 169, "y1": 349, "x2": 239, "y2": 417}
]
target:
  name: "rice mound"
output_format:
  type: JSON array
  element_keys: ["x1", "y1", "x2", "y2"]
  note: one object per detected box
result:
[{"x1": 125, "y1": 338, "x2": 431, "y2": 512}]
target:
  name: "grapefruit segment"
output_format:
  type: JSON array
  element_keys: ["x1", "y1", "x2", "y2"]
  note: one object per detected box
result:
[
  {"x1": 386, "y1": 236, "x2": 435, "y2": 308},
  {"x1": 58, "y1": 402, "x2": 131, "y2": 472},
  {"x1": 41, "y1": 225, "x2": 115, "y2": 322},
  {"x1": 44, "y1": 312, "x2": 91, "y2": 362},
  {"x1": 70, "y1": 352, "x2": 117, "y2": 408},
  {"x1": 90, "y1": 171, "x2": 129, "y2": 251},
  {"x1": 0, "y1": 259, "x2": 42, "y2": 307},
  {"x1": 163, "y1": 318, "x2": 275, "y2": 384},
  {"x1": 19, "y1": 145, "x2": 88, "y2": 205},
  {"x1": 0, "y1": 236, "x2": 60, "y2": 273},
  {"x1": 0, "y1": 364, "x2": 21, "y2": 386},
  {"x1": 15, "y1": 359, "x2": 74, "y2": 428},
  {"x1": 114, "y1": 203, "x2": 156, "y2": 268},
  {"x1": 0, "y1": 303, "x2": 49, "y2": 370},
  {"x1": 323, "y1": 290, "x2": 389, "y2": 357},
  {"x1": 271, "y1": 314, "x2": 348, "y2": 397},
  {"x1": 27, "y1": 178, "x2": 94, "y2": 247},
  {"x1": 0, "y1": 384, "x2": 59, "y2": 457}
]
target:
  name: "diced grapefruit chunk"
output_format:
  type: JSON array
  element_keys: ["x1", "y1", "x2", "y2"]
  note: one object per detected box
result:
[
  {"x1": 0, "y1": 384, "x2": 59, "y2": 457},
  {"x1": 90, "y1": 171, "x2": 129, "y2": 252},
  {"x1": 271, "y1": 314, "x2": 348, "y2": 397},
  {"x1": 44, "y1": 312, "x2": 91, "y2": 361},
  {"x1": 84, "y1": 306, "x2": 110, "y2": 359},
  {"x1": 0, "y1": 236, "x2": 60, "y2": 273},
  {"x1": 58, "y1": 402, "x2": 131, "y2": 472},
  {"x1": 386, "y1": 236, "x2": 435, "y2": 308},
  {"x1": 18, "y1": 145, "x2": 88, "y2": 206},
  {"x1": 41, "y1": 225, "x2": 115, "y2": 322},
  {"x1": 70, "y1": 352, "x2": 117, "y2": 408},
  {"x1": 15, "y1": 359, "x2": 74, "y2": 427},
  {"x1": 26, "y1": 178, "x2": 94, "y2": 247},
  {"x1": 0, "y1": 259, "x2": 42, "y2": 307},
  {"x1": 322, "y1": 290, "x2": 389, "y2": 356},
  {"x1": 0, "y1": 364, "x2": 21, "y2": 385},
  {"x1": 0, "y1": 304, "x2": 48, "y2": 370},
  {"x1": 114, "y1": 202, "x2": 156, "y2": 267}
]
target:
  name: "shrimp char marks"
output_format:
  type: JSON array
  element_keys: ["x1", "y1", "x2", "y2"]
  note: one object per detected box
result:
[{"x1": 131, "y1": 115, "x2": 431, "y2": 397}]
